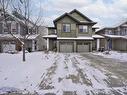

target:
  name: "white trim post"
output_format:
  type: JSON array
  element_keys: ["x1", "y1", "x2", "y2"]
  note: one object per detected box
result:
[
  {"x1": 32, "y1": 40, "x2": 35, "y2": 51},
  {"x1": 97, "y1": 39, "x2": 100, "y2": 51},
  {"x1": 47, "y1": 38, "x2": 49, "y2": 51}
]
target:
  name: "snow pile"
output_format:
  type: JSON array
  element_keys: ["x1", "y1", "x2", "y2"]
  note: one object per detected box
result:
[{"x1": 93, "y1": 51, "x2": 127, "y2": 62}]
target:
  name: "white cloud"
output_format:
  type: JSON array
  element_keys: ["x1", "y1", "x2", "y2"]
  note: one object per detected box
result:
[{"x1": 40, "y1": 0, "x2": 127, "y2": 27}]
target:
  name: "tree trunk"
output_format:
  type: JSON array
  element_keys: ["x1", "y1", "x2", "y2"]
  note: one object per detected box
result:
[{"x1": 22, "y1": 43, "x2": 26, "y2": 62}]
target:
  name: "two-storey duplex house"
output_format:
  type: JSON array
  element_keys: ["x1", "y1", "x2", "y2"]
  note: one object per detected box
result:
[
  {"x1": 43, "y1": 9, "x2": 103, "y2": 52},
  {"x1": 0, "y1": 10, "x2": 39, "y2": 53},
  {"x1": 96, "y1": 21, "x2": 127, "y2": 51}
]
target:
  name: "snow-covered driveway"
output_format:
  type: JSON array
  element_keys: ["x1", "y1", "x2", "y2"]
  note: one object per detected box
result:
[
  {"x1": 39, "y1": 53, "x2": 127, "y2": 95},
  {"x1": 0, "y1": 52, "x2": 127, "y2": 95}
]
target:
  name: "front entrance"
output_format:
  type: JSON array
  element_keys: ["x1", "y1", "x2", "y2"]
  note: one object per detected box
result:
[{"x1": 107, "y1": 38, "x2": 112, "y2": 50}]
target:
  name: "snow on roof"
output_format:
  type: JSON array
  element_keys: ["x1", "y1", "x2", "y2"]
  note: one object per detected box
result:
[
  {"x1": 77, "y1": 36, "x2": 94, "y2": 40},
  {"x1": 122, "y1": 35, "x2": 127, "y2": 39},
  {"x1": 0, "y1": 34, "x2": 22, "y2": 39},
  {"x1": 92, "y1": 35, "x2": 104, "y2": 38},
  {"x1": 112, "y1": 18, "x2": 127, "y2": 28},
  {"x1": 80, "y1": 21, "x2": 89, "y2": 22},
  {"x1": 43, "y1": 35, "x2": 57, "y2": 38},
  {"x1": 27, "y1": 34, "x2": 39, "y2": 40},
  {"x1": 0, "y1": 34, "x2": 39, "y2": 40},
  {"x1": 57, "y1": 37, "x2": 94, "y2": 40},
  {"x1": 104, "y1": 34, "x2": 126, "y2": 39}
]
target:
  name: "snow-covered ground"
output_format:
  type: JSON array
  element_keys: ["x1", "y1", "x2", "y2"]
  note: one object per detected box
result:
[
  {"x1": 93, "y1": 51, "x2": 127, "y2": 62},
  {"x1": 0, "y1": 52, "x2": 126, "y2": 95},
  {"x1": 0, "y1": 52, "x2": 56, "y2": 94}
]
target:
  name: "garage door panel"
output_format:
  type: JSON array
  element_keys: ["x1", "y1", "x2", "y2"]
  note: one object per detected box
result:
[
  {"x1": 77, "y1": 44, "x2": 89, "y2": 52},
  {"x1": 2, "y1": 44, "x2": 16, "y2": 52},
  {"x1": 60, "y1": 42, "x2": 73, "y2": 53}
]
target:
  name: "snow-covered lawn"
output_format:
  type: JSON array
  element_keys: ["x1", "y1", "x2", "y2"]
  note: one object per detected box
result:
[
  {"x1": 0, "y1": 52, "x2": 56, "y2": 94},
  {"x1": 93, "y1": 51, "x2": 127, "y2": 62},
  {"x1": 0, "y1": 52, "x2": 126, "y2": 95}
]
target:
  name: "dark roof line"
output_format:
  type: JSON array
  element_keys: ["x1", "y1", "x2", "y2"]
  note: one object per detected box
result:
[
  {"x1": 69, "y1": 9, "x2": 93, "y2": 22},
  {"x1": 96, "y1": 27, "x2": 115, "y2": 33},
  {"x1": 53, "y1": 9, "x2": 96, "y2": 26},
  {"x1": 53, "y1": 12, "x2": 80, "y2": 24},
  {"x1": 96, "y1": 20, "x2": 127, "y2": 33}
]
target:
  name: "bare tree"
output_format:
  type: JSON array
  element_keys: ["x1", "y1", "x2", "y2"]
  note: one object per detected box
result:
[
  {"x1": 0, "y1": 0, "x2": 42, "y2": 61},
  {"x1": 12, "y1": 0, "x2": 42, "y2": 61}
]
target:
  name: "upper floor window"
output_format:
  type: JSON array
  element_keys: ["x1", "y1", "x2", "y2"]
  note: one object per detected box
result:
[
  {"x1": 63, "y1": 24, "x2": 70, "y2": 32},
  {"x1": 11, "y1": 22, "x2": 18, "y2": 34},
  {"x1": 3, "y1": 22, "x2": 18, "y2": 34},
  {"x1": 123, "y1": 28, "x2": 127, "y2": 35},
  {"x1": 4, "y1": 23, "x2": 11, "y2": 34},
  {"x1": 108, "y1": 30, "x2": 112, "y2": 35},
  {"x1": 79, "y1": 25, "x2": 87, "y2": 32}
]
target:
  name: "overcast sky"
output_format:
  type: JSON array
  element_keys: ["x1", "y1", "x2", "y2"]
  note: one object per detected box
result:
[{"x1": 34, "y1": 0, "x2": 127, "y2": 28}]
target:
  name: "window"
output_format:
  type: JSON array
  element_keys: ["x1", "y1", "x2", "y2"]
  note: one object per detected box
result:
[
  {"x1": 79, "y1": 25, "x2": 87, "y2": 32},
  {"x1": 108, "y1": 30, "x2": 112, "y2": 35},
  {"x1": 4, "y1": 23, "x2": 11, "y2": 34},
  {"x1": 123, "y1": 28, "x2": 127, "y2": 35},
  {"x1": 11, "y1": 22, "x2": 17, "y2": 34},
  {"x1": 63, "y1": 24, "x2": 70, "y2": 32}
]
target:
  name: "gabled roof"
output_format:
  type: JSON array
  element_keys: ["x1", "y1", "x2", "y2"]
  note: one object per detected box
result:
[
  {"x1": 53, "y1": 13, "x2": 80, "y2": 24},
  {"x1": 104, "y1": 34, "x2": 127, "y2": 39},
  {"x1": 69, "y1": 9, "x2": 93, "y2": 22},
  {"x1": 112, "y1": 19, "x2": 127, "y2": 28},
  {"x1": 47, "y1": 27, "x2": 56, "y2": 29},
  {"x1": 96, "y1": 19, "x2": 127, "y2": 33},
  {"x1": 0, "y1": 10, "x2": 34, "y2": 27},
  {"x1": 53, "y1": 9, "x2": 96, "y2": 26},
  {"x1": 96, "y1": 27, "x2": 115, "y2": 33}
]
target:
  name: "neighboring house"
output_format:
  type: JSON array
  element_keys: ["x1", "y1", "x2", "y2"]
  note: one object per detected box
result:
[
  {"x1": 0, "y1": 10, "x2": 39, "y2": 53},
  {"x1": 43, "y1": 9, "x2": 104, "y2": 52},
  {"x1": 96, "y1": 21, "x2": 127, "y2": 51}
]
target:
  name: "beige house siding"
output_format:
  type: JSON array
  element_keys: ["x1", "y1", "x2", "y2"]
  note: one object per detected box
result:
[
  {"x1": 48, "y1": 29, "x2": 56, "y2": 35},
  {"x1": 77, "y1": 25, "x2": 92, "y2": 36},
  {"x1": 70, "y1": 12, "x2": 87, "y2": 21},
  {"x1": 100, "y1": 39, "x2": 106, "y2": 48},
  {"x1": 57, "y1": 16, "x2": 77, "y2": 37},
  {"x1": 112, "y1": 39, "x2": 127, "y2": 51}
]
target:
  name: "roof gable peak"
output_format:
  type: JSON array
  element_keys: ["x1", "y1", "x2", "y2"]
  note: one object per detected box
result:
[{"x1": 69, "y1": 9, "x2": 93, "y2": 22}]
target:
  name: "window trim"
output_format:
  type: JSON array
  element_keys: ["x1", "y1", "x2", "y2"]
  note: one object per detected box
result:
[
  {"x1": 62, "y1": 24, "x2": 71, "y2": 32},
  {"x1": 79, "y1": 25, "x2": 88, "y2": 33},
  {"x1": 11, "y1": 22, "x2": 17, "y2": 34}
]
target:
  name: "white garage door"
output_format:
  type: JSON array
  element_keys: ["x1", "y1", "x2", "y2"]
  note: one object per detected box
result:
[
  {"x1": 2, "y1": 43, "x2": 16, "y2": 53},
  {"x1": 60, "y1": 42, "x2": 73, "y2": 53},
  {"x1": 77, "y1": 43, "x2": 89, "y2": 52}
]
